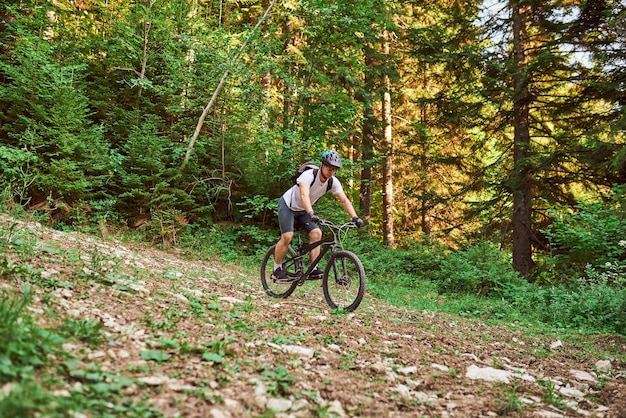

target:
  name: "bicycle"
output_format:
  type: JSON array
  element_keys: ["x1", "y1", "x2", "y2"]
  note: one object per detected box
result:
[{"x1": 260, "y1": 218, "x2": 366, "y2": 312}]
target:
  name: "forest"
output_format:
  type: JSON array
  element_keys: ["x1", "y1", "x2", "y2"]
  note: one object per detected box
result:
[{"x1": 1, "y1": 0, "x2": 625, "y2": 332}]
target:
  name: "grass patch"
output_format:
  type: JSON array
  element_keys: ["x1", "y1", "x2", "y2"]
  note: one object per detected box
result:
[{"x1": 0, "y1": 290, "x2": 162, "y2": 417}]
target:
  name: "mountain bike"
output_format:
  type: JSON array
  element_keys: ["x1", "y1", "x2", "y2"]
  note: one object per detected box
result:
[{"x1": 260, "y1": 218, "x2": 366, "y2": 312}]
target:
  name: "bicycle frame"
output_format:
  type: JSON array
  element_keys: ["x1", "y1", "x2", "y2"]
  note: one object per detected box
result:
[{"x1": 285, "y1": 221, "x2": 347, "y2": 282}]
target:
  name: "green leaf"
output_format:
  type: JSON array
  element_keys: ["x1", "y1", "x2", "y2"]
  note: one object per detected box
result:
[
  {"x1": 202, "y1": 352, "x2": 224, "y2": 363},
  {"x1": 140, "y1": 350, "x2": 171, "y2": 363}
]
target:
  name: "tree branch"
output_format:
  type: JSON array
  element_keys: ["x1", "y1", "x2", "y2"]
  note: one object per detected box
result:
[{"x1": 181, "y1": 0, "x2": 276, "y2": 168}]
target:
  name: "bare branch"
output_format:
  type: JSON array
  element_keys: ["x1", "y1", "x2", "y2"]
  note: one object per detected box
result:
[{"x1": 181, "y1": 0, "x2": 276, "y2": 168}]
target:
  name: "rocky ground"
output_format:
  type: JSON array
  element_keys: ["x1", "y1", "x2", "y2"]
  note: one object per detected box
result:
[{"x1": 1, "y1": 213, "x2": 625, "y2": 417}]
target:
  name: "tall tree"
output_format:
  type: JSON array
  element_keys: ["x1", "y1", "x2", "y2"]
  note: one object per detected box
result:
[
  {"x1": 356, "y1": 1, "x2": 397, "y2": 230},
  {"x1": 510, "y1": 0, "x2": 534, "y2": 275},
  {"x1": 396, "y1": 0, "x2": 486, "y2": 242},
  {"x1": 401, "y1": 0, "x2": 624, "y2": 274},
  {"x1": 359, "y1": 49, "x2": 376, "y2": 222},
  {"x1": 382, "y1": 30, "x2": 395, "y2": 246}
]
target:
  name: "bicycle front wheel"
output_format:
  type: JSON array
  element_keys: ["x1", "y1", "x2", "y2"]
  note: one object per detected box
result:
[
  {"x1": 322, "y1": 250, "x2": 365, "y2": 312},
  {"x1": 260, "y1": 244, "x2": 301, "y2": 298}
]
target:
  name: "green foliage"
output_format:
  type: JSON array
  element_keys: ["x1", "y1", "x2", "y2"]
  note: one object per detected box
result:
[
  {"x1": 0, "y1": 285, "x2": 161, "y2": 416},
  {"x1": 346, "y1": 232, "x2": 427, "y2": 278},
  {"x1": 236, "y1": 225, "x2": 278, "y2": 255},
  {"x1": 202, "y1": 335, "x2": 236, "y2": 364},
  {"x1": 361, "y1": 238, "x2": 522, "y2": 298},
  {"x1": 0, "y1": 290, "x2": 63, "y2": 414},
  {"x1": 0, "y1": 297, "x2": 67, "y2": 377},
  {"x1": 0, "y1": 145, "x2": 37, "y2": 207},
  {"x1": 0, "y1": 30, "x2": 111, "y2": 207},
  {"x1": 140, "y1": 208, "x2": 189, "y2": 247},
  {"x1": 85, "y1": 198, "x2": 124, "y2": 229},
  {"x1": 521, "y1": 266, "x2": 626, "y2": 335},
  {"x1": 434, "y1": 242, "x2": 523, "y2": 297},
  {"x1": 260, "y1": 365, "x2": 295, "y2": 397},
  {"x1": 58, "y1": 319, "x2": 105, "y2": 349},
  {"x1": 179, "y1": 223, "x2": 276, "y2": 260},
  {"x1": 496, "y1": 383, "x2": 525, "y2": 416},
  {"x1": 538, "y1": 378, "x2": 566, "y2": 409},
  {"x1": 141, "y1": 350, "x2": 172, "y2": 363},
  {"x1": 115, "y1": 115, "x2": 187, "y2": 219},
  {"x1": 237, "y1": 195, "x2": 277, "y2": 227},
  {"x1": 542, "y1": 186, "x2": 626, "y2": 280},
  {"x1": 66, "y1": 363, "x2": 161, "y2": 417}
]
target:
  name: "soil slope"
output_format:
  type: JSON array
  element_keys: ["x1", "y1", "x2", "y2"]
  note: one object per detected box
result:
[{"x1": 1, "y1": 214, "x2": 625, "y2": 417}]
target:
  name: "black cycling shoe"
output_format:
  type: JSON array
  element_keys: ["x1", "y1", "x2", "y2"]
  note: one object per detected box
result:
[
  {"x1": 272, "y1": 267, "x2": 290, "y2": 281},
  {"x1": 310, "y1": 266, "x2": 323, "y2": 279}
]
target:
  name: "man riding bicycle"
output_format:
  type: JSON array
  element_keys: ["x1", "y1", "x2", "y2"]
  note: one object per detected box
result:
[{"x1": 272, "y1": 150, "x2": 364, "y2": 281}]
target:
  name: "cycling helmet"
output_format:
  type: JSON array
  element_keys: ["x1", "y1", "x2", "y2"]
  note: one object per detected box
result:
[{"x1": 321, "y1": 150, "x2": 343, "y2": 168}]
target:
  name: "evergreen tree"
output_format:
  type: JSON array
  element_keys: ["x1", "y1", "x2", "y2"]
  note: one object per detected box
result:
[
  {"x1": 0, "y1": 7, "x2": 110, "y2": 210},
  {"x1": 403, "y1": 0, "x2": 624, "y2": 276}
]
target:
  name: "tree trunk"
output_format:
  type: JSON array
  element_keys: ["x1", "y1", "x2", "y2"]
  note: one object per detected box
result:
[
  {"x1": 511, "y1": 1, "x2": 534, "y2": 276},
  {"x1": 382, "y1": 32, "x2": 394, "y2": 247},
  {"x1": 281, "y1": 18, "x2": 295, "y2": 142},
  {"x1": 359, "y1": 51, "x2": 375, "y2": 222},
  {"x1": 360, "y1": 103, "x2": 374, "y2": 221}
]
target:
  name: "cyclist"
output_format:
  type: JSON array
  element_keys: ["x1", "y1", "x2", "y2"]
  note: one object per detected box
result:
[{"x1": 272, "y1": 150, "x2": 364, "y2": 281}]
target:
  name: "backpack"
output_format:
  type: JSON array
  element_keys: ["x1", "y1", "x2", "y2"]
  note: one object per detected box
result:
[{"x1": 291, "y1": 161, "x2": 333, "y2": 192}]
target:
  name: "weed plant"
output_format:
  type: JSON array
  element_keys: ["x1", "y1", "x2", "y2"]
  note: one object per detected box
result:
[
  {"x1": 495, "y1": 383, "x2": 525, "y2": 415},
  {"x1": 0, "y1": 289, "x2": 162, "y2": 417}
]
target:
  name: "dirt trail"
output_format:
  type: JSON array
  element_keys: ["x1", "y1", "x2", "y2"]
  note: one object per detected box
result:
[{"x1": 1, "y1": 214, "x2": 625, "y2": 417}]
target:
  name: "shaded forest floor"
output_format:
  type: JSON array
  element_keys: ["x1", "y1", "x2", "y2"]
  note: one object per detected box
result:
[{"x1": 1, "y1": 213, "x2": 625, "y2": 417}]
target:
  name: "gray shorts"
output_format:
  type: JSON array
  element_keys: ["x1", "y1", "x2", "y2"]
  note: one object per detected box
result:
[{"x1": 277, "y1": 197, "x2": 319, "y2": 234}]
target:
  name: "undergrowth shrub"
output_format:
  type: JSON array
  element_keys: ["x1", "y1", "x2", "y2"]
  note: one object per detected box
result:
[
  {"x1": 353, "y1": 238, "x2": 523, "y2": 299},
  {"x1": 179, "y1": 223, "x2": 276, "y2": 260},
  {"x1": 522, "y1": 277, "x2": 626, "y2": 335},
  {"x1": 0, "y1": 145, "x2": 37, "y2": 210},
  {"x1": 432, "y1": 241, "x2": 522, "y2": 297},
  {"x1": 236, "y1": 195, "x2": 277, "y2": 227},
  {"x1": 235, "y1": 225, "x2": 277, "y2": 255},
  {"x1": 542, "y1": 186, "x2": 626, "y2": 281},
  {"x1": 346, "y1": 235, "x2": 414, "y2": 293},
  {"x1": 347, "y1": 235, "x2": 443, "y2": 278}
]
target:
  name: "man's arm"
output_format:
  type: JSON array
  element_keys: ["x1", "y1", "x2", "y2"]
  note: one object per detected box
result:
[
  {"x1": 335, "y1": 191, "x2": 358, "y2": 219},
  {"x1": 299, "y1": 183, "x2": 314, "y2": 214}
]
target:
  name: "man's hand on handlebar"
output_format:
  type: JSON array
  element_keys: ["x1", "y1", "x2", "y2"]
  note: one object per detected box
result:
[
  {"x1": 308, "y1": 211, "x2": 320, "y2": 223},
  {"x1": 352, "y1": 216, "x2": 364, "y2": 228}
]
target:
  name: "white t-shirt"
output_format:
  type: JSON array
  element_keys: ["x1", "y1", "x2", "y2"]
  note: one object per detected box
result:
[{"x1": 281, "y1": 169, "x2": 343, "y2": 211}]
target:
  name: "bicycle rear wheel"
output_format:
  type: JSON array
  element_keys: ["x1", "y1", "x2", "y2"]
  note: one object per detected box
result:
[
  {"x1": 322, "y1": 250, "x2": 365, "y2": 312},
  {"x1": 260, "y1": 245, "x2": 301, "y2": 298}
]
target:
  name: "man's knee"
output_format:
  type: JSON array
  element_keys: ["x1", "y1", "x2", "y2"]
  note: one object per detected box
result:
[
  {"x1": 309, "y1": 228, "x2": 322, "y2": 242},
  {"x1": 280, "y1": 232, "x2": 294, "y2": 244}
]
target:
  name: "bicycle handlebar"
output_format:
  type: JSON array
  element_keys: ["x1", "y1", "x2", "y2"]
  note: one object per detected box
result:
[{"x1": 317, "y1": 218, "x2": 358, "y2": 230}]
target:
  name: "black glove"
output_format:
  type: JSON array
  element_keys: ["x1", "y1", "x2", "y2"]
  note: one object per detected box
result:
[
  {"x1": 309, "y1": 212, "x2": 320, "y2": 223},
  {"x1": 352, "y1": 216, "x2": 364, "y2": 228}
]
